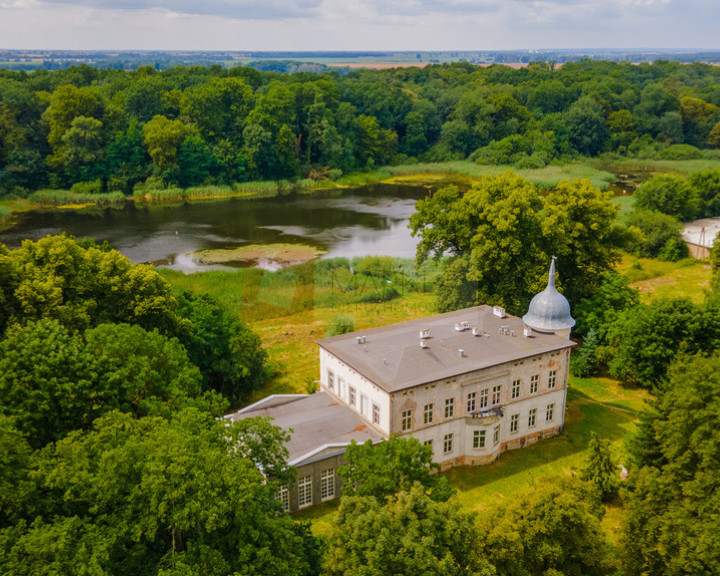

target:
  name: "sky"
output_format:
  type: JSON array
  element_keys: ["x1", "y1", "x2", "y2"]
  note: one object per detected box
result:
[{"x1": 0, "y1": 0, "x2": 719, "y2": 51}]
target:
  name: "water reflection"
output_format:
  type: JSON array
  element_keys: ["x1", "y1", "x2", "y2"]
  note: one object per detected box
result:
[{"x1": 0, "y1": 184, "x2": 428, "y2": 273}]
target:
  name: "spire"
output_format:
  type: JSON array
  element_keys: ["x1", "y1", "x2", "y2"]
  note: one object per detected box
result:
[
  {"x1": 522, "y1": 256, "x2": 575, "y2": 333},
  {"x1": 547, "y1": 256, "x2": 557, "y2": 289}
]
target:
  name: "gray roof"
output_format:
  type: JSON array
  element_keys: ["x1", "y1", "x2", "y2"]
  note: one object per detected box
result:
[
  {"x1": 317, "y1": 305, "x2": 574, "y2": 393},
  {"x1": 522, "y1": 257, "x2": 576, "y2": 332},
  {"x1": 226, "y1": 391, "x2": 383, "y2": 465}
]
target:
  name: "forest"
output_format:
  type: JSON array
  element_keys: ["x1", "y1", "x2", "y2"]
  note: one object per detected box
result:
[{"x1": 2, "y1": 59, "x2": 720, "y2": 198}]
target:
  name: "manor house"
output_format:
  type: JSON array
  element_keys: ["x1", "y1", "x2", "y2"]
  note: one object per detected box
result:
[{"x1": 228, "y1": 259, "x2": 575, "y2": 512}]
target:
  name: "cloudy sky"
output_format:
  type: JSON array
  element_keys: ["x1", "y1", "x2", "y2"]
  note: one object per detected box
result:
[{"x1": 0, "y1": 0, "x2": 718, "y2": 51}]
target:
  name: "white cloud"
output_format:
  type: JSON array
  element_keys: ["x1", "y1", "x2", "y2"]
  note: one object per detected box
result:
[{"x1": 0, "y1": 0, "x2": 717, "y2": 50}]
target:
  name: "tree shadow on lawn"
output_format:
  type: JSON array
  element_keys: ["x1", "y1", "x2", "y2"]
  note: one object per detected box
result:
[{"x1": 444, "y1": 390, "x2": 642, "y2": 503}]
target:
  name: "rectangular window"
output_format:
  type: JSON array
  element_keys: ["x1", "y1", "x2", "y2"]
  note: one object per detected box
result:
[
  {"x1": 298, "y1": 475, "x2": 313, "y2": 508},
  {"x1": 467, "y1": 392, "x2": 476, "y2": 413},
  {"x1": 320, "y1": 469, "x2": 335, "y2": 501},
  {"x1": 327, "y1": 369, "x2": 335, "y2": 390},
  {"x1": 360, "y1": 394, "x2": 368, "y2": 415},
  {"x1": 401, "y1": 409, "x2": 412, "y2": 431},
  {"x1": 510, "y1": 413, "x2": 519, "y2": 433},
  {"x1": 444, "y1": 398, "x2": 455, "y2": 419},
  {"x1": 424, "y1": 403, "x2": 434, "y2": 424},
  {"x1": 424, "y1": 439, "x2": 433, "y2": 448},
  {"x1": 276, "y1": 484, "x2": 289, "y2": 512},
  {"x1": 546, "y1": 403, "x2": 555, "y2": 422},
  {"x1": 443, "y1": 433, "x2": 454, "y2": 454},
  {"x1": 548, "y1": 370, "x2": 557, "y2": 388},
  {"x1": 349, "y1": 386, "x2": 356, "y2": 406},
  {"x1": 511, "y1": 379, "x2": 520, "y2": 399},
  {"x1": 373, "y1": 403, "x2": 380, "y2": 425},
  {"x1": 480, "y1": 388, "x2": 489, "y2": 408},
  {"x1": 493, "y1": 425, "x2": 500, "y2": 446},
  {"x1": 473, "y1": 429, "x2": 486, "y2": 449},
  {"x1": 338, "y1": 377, "x2": 345, "y2": 398},
  {"x1": 530, "y1": 374, "x2": 539, "y2": 394},
  {"x1": 528, "y1": 408, "x2": 537, "y2": 428},
  {"x1": 492, "y1": 385, "x2": 501, "y2": 405}
]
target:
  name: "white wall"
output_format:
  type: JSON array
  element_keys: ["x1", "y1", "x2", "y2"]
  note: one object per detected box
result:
[{"x1": 319, "y1": 348, "x2": 392, "y2": 435}]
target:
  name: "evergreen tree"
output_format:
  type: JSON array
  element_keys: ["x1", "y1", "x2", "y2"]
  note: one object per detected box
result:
[{"x1": 581, "y1": 431, "x2": 619, "y2": 500}]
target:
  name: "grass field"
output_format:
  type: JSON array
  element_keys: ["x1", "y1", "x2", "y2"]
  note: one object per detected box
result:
[{"x1": 616, "y1": 253, "x2": 712, "y2": 303}]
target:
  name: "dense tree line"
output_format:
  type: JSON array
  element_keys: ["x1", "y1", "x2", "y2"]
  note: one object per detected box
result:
[{"x1": 2, "y1": 59, "x2": 720, "y2": 196}]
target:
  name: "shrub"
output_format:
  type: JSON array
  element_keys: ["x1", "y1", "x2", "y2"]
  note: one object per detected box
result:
[
  {"x1": 70, "y1": 179, "x2": 103, "y2": 195},
  {"x1": 326, "y1": 313, "x2": 355, "y2": 336},
  {"x1": 659, "y1": 143, "x2": 703, "y2": 160},
  {"x1": 658, "y1": 235, "x2": 689, "y2": 261}
]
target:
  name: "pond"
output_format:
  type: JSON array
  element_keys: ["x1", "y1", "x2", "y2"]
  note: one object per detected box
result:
[{"x1": 0, "y1": 184, "x2": 430, "y2": 273}]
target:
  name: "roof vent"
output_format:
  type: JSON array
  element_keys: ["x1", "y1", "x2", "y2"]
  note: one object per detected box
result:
[
  {"x1": 471, "y1": 327, "x2": 480, "y2": 336},
  {"x1": 356, "y1": 336, "x2": 362, "y2": 344},
  {"x1": 420, "y1": 340, "x2": 428, "y2": 349},
  {"x1": 455, "y1": 321, "x2": 469, "y2": 331},
  {"x1": 419, "y1": 328, "x2": 430, "y2": 339},
  {"x1": 493, "y1": 306, "x2": 506, "y2": 318},
  {"x1": 361, "y1": 335, "x2": 367, "y2": 343},
  {"x1": 458, "y1": 348, "x2": 465, "y2": 357},
  {"x1": 523, "y1": 326, "x2": 533, "y2": 338}
]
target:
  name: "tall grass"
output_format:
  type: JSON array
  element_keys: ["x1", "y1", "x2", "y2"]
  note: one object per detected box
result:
[
  {"x1": 381, "y1": 161, "x2": 616, "y2": 190},
  {"x1": 600, "y1": 158, "x2": 720, "y2": 174},
  {"x1": 134, "y1": 180, "x2": 322, "y2": 204},
  {"x1": 29, "y1": 189, "x2": 127, "y2": 206},
  {"x1": 0, "y1": 205, "x2": 11, "y2": 221}
]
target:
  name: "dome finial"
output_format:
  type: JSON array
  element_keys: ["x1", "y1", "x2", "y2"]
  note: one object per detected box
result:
[
  {"x1": 548, "y1": 256, "x2": 557, "y2": 288},
  {"x1": 522, "y1": 256, "x2": 575, "y2": 333}
]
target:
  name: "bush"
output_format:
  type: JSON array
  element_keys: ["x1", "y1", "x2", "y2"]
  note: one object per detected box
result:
[
  {"x1": 326, "y1": 313, "x2": 355, "y2": 336},
  {"x1": 659, "y1": 143, "x2": 703, "y2": 160},
  {"x1": 70, "y1": 179, "x2": 102, "y2": 195},
  {"x1": 625, "y1": 209, "x2": 685, "y2": 258},
  {"x1": 357, "y1": 285, "x2": 400, "y2": 303},
  {"x1": 354, "y1": 255, "x2": 396, "y2": 278},
  {"x1": 633, "y1": 174, "x2": 698, "y2": 221},
  {"x1": 657, "y1": 235, "x2": 689, "y2": 261}
]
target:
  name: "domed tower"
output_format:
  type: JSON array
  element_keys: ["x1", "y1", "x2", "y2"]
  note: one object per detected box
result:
[{"x1": 523, "y1": 257, "x2": 575, "y2": 339}]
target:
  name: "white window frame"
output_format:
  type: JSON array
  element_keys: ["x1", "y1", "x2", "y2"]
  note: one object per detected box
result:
[
  {"x1": 276, "y1": 484, "x2": 289, "y2": 511},
  {"x1": 480, "y1": 388, "x2": 489, "y2": 408},
  {"x1": 327, "y1": 369, "x2": 335, "y2": 390},
  {"x1": 530, "y1": 374, "x2": 539, "y2": 394},
  {"x1": 298, "y1": 475, "x2": 313, "y2": 509},
  {"x1": 401, "y1": 409, "x2": 412, "y2": 431},
  {"x1": 528, "y1": 408, "x2": 537, "y2": 428},
  {"x1": 320, "y1": 468, "x2": 335, "y2": 501},
  {"x1": 511, "y1": 379, "x2": 520, "y2": 399},
  {"x1": 473, "y1": 429, "x2": 486, "y2": 449},
  {"x1": 372, "y1": 403, "x2": 380, "y2": 425},
  {"x1": 444, "y1": 397, "x2": 454, "y2": 418},
  {"x1": 443, "y1": 433, "x2": 454, "y2": 454},
  {"x1": 467, "y1": 392, "x2": 476, "y2": 413},
  {"x1": 492, "y1": 385, "x2": 501, "y2": 405},
  {"x1": 349, "y1": 385, "x2": 356, "y2": 406},
  {"x1": 546, "y1": 403, "x2": 555, "y2": 422},
  {"x1": 424, "y1": 403, "x2": 434, "y2": 424},
  {"x1": 510, "y1": 413, "x2": 519, "y2": 433},
  {"x1": 493, "y1": 425, "x2": 500, "y2": 446},
  {"x1": 548, "y1": 370, "x2": 557, "y2": 388}
]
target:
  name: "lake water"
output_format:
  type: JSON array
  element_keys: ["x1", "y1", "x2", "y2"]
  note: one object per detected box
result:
[{"x1": 0, "y1": 184, "x2": 430, "y2": 272}]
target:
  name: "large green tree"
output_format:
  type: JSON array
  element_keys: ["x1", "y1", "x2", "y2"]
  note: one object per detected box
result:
[
  {"x1": 410, "y1": 173, "x2": 622, "y2": 313},
  {"x1": 478, "y1": 476, "x2": 617, "y2": 576},
  {"x1": 0, "y1": 319, "x2": 211, "y2": 447},
  {"x1": 622, "y1": 352, "x2": 720, "y2": 576},
  {"x1": 0, "y1": 410, "x2": 320, "y2": 576},
  {"x1": 0, "y1": 235, "x2": 181, "y2": 335},
  {"x1": 324, "y1": 485, "x2": 494, "y2": 576},
  {"x1": 338, "y1": 436, "x2": 453, "y2": 502}
]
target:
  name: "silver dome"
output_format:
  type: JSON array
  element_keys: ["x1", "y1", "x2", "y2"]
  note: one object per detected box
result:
[{"x1": 522, "y1": 257, "x2": 575, "y2": 332}]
